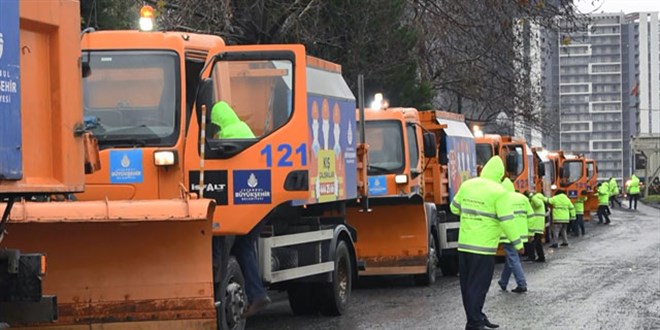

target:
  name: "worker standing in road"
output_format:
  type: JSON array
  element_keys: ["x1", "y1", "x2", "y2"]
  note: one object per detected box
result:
[
  {"x1": 450, "y1": 156, "x2": 522, "y2": 330},
  {"x1": 609, "y1": 177, "x2": 622, "y2": 208},
  {"x1": 525, "y1": 192, "x2": 547, "y2": 262},
  {"x1": 596, "y1": 182, "x2": 611, "y2": 224},
  {"x1": 571, "y1": 191, "x2": 588, "y2": 237},
  {"x1": 210, "y1": 101, "x2": 270, "y2": 318},
  {"x1": 497, "y1": 179, "x2": 531, "y2": 293},
  {"x1": 627, "y1": 174, "x2": 641, "y2": 210},
  {"x1": 545, "y1": 188, "x2": 575, "y2": 248}
]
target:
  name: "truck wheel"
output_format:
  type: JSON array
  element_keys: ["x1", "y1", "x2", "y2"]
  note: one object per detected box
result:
[
  {"x1": 439, "y1": 255, "x2": 459, "y2": 276},
  {"x1": 287, "y1": 283, "x2": 318, "y2": 315},
  {"x1": 414, "y1": 233, "x2": 438, "y2": 286},
  {"x1": 219, "y1": 256, "x2": 247, "y2": 330},
  {"x1": 318, "y1": 240, "x2": 352, "y2": 316}
]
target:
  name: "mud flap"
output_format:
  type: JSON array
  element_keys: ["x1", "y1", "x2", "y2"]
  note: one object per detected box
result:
[
  {"x1": 1, "y1": 199, "x2": 217, "y2": 329},
  {"x1": 346, "y1": 196, "x2": 428, "y2": 276}
]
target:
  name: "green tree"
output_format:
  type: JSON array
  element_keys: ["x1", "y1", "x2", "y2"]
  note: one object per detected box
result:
[{"x1": 80, "y1": 0, "x2": 139, "y2": 30}]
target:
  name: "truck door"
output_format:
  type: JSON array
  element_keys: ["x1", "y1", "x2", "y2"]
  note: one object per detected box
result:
[{"x1": 185, "y1": 45, "x2": 314, "y2": 234}]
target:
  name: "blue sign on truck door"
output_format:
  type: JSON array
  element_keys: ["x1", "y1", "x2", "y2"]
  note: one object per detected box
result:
[{"x1": 0, "y1": 0, "x2": 22, "y2": 180}]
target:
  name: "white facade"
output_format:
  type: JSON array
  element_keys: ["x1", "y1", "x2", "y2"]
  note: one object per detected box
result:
[
  {"x1": 630, "y1": 12, "x2": 660, "y2": 135},
  {"x1": 558, "y1": 13, "x2": 625, "y2": 182}
]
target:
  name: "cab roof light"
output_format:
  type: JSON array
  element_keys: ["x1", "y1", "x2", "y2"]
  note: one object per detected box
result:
[{"x1": 139, "y1": 5, "x2": 155, "y2": 31}]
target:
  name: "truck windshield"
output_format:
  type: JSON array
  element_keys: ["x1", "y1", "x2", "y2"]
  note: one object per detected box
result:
[
  {"x1": 210, "y1": 59, "x2": 293, "y2": 138},
  {"x1": 587, "y1": 162, "x2": 596, "y2": 180},
  {"x1": 475, "y1": 143, "x2": 492, "y2": 166},
  {"x1": 82, "y1": 51, "x2": 180, "y2": 147},
  {"x1": 363, "y1": 120, "x2": 404, "y2": 175},
  {"x1": 562, "y1": 160, "x2": 584, "y2": 186}
]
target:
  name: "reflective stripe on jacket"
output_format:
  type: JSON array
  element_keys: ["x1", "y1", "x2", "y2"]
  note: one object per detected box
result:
[
  {"x1": 609, "y1": 178, "x2": 619, "y2": 196},
  {"x1": 529, "y1": 193, "x2": 546, "y2": 234},
  {"x1": 450, "y1": 156, "x2": 523, "y2": 255},
  {"x1": 597, "y1": 184, "x2": 609, "y2": 205},
  {"x1": 499, "y1": 179, "x2": 531, "y2": 244},
  {"x1": 628, "y1": 175, "x2": 640, "y2": 194},
  {"x1": 574, "y1": 196, "x2": 587, "y2": 215},
  {"x1": 546, "y1": 193, "x2": 575, "y2": 223}
]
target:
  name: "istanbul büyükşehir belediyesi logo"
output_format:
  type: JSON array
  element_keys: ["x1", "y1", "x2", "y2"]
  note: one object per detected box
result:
[{"x1": 0, "y1": 32, "x2": 4, "y2": 59}]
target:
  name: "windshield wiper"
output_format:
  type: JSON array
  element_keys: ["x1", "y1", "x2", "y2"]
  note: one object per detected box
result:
[
  {"x1": 367, "y1": 164, "x2": 390, "y2": 173},
  {"x1": 97, "y1": 137, "x2": 147, "y2": 148}
]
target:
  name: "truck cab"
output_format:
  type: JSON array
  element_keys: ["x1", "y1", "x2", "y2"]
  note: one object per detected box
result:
[{"x1": 475, "y1": 134, "x2": 531, "y2": 193}]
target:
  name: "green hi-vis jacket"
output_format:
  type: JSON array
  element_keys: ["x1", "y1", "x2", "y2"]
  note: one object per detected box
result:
[
  {"x1": 498, "y1": 178, "x2": 532, "y2": 244},
  {"x1": 597, "y1": 184, "x2": 610, "y2": 205},
  {"x1": 627, "y1": 175, "x2": 640, "y2": 195},
  {"x1": 545, "y1": 193, "x2": 575, "y2": 224},
  {"x1": 211, "y1": 101, "x2": 256, "y2": 139},
  {"x1": 608, "y1": 178, "x2": 619, "y2": 197},
  {"x1": 450, "y1": 156, "x2": 523, "y2": 255},
  {"x1": 529, "y1": 193, "x2": 546, "y2": 235},
  {"x1": 574, "y1": 196, "x2": 587, "y2": 215}
]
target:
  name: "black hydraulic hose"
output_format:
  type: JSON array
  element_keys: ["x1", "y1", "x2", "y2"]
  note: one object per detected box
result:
[{"x1": 0, "y1": 197, "x2": 16, "y2": 238}]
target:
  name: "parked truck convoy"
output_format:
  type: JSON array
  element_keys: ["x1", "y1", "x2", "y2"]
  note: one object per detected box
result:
[{"x1": 2, "y1": 2, "x2": 603, "y2": 328}]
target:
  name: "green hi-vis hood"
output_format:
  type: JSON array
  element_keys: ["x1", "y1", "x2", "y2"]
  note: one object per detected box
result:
[
  {"x1": 481, "y1": 156, "x2": 505, "y2": 183},
  {"x1": 211, "y1": 101, "x2": 256, "y2": 139},
  {"x1": 502, "y1": 178, "x2": 515, "y2": 192}
]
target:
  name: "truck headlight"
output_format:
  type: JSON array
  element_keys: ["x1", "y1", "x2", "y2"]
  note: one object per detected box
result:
[{"x1": 154, "y1": 150, "x2": 178, "y2": 166}]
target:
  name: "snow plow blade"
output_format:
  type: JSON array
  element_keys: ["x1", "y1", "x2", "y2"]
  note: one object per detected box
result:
[
  {"x1": 1, "y1": 199, "x2": 217, "y2": 329},
  {"x1": 346, "y1": 197, "x2": 429, "y2": 276}
]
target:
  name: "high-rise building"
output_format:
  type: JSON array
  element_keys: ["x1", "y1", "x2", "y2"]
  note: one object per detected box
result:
[{"x1": 550, "y1": 11, "x2": 660, "y2": 183}]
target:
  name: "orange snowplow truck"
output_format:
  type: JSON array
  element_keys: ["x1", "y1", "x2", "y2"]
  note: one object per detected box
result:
[
  {"x1": 1, "y1": 1, "x2": 216, "y2": 329},
  {"x1": 474, "y1": 134, "x2": 532, "y2": 193},
  {"x1": 77, "y1": 13, "x2": 363, "y2": 329},
  {"x1": 346, "y1": 107, "x2": 440, "y2": 285},
  {"x1": 346, "y1": 108, "x2": 477, "y2": 280}
]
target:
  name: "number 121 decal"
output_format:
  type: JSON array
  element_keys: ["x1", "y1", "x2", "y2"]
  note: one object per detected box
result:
[{"x1": 260, "y1": 143, "x2": 307, "y2": 167}]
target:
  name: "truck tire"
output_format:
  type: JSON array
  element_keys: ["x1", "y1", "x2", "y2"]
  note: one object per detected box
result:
[
  {"x1": 439, "y1": 255, "x2": 459, "y2": 276},
  {"x1": 219, "y1": 256, "x2": 247, "y2": 330},
  {"x1": 287, "y1": 283, "x2": 318, "y2": 315},
  {"x1": 414, "y1": 233, "x2": 438, "y2": 286},
  {"x1": 318, "y1": 240, "x2": 352, "y2": 316}
]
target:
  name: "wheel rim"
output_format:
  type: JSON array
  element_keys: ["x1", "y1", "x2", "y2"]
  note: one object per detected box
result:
[
  {"x1": 224, "y1": 278, "x2": 246, "y2": 329},
  {"x1": 337, "y1": 254, "x2": 349, "y2": 303}
]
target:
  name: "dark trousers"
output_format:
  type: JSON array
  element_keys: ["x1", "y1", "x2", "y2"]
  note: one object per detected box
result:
[
  {"x1": 628, "y1": 193, "x2": 639, "y2": 210},
  {"x1": 232, "y1": 221, "x2": 267, "y2": 303},
  {"x1": 525, "y1": 233, "x2": 545, "y2": 260},
  {"x1": 572, "y1": 214, "x2": 585, "y2": 235},
  {"x1": 597, "y1": 205, "x2": 611, "y2": 224},
  {"x1": 459, "y1": 251, "x2": 495, "y2": 329},
  {"x1": 609, "y1": 195, "x2": 621, "y2": 208}
]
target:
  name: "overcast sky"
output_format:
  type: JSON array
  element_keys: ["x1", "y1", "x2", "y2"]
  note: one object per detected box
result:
[{"x1": 575, "y1": 0, "x2": 659, "y2": 14}]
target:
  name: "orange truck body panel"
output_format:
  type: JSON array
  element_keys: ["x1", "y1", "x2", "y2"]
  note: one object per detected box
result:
[
  {"x1": 1, "y1": 3, "x2": 217, "y2": 327},
  {"x1": 0, "y1": 0, "x2": 85, "y2": 195}
]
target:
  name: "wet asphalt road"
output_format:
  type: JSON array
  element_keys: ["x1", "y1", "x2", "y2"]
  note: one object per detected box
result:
[{"x1": 246, "y1": 202, "x2": 660, "y2": 330}]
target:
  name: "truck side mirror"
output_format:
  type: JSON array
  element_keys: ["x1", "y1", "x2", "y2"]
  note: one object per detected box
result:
[
  {"x1": 506, "y1": 151, "x2": 518, "y2": 174},
  {"x1": 196, "y1": 78, "x2": 214, "y2": 112},
  {"x1": 422, "y1": 132, "x2": 437, "y2": 159},
  {"x1": 537, "y1": 162, "x2": 545, "y2": 176},
  {"x1": 82, "y1": 61, "x2": 92, "y2": 78}
]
